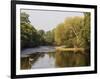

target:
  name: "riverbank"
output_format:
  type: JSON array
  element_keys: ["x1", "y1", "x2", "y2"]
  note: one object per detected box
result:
[
  {"x1": 21, "y1": 46, "x2": 55, "y2": 57},
  {"x1": 21, "y1": 46, "x2": 87, "y2": 57}
]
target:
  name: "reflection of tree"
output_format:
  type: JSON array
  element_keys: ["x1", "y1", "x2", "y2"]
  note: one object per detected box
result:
[
  {"x1": 48, "y1": 52, "x2": 55, "y2": 58},
  {"x1": 21, "y1": 53, "x2": 44, "y2": 69},
  {"x1": 21, "y1": 57, "x2": 31, "y2": 69},
  {"x1": 55, "y1": 50, "x2": 90, "y2": 67}
]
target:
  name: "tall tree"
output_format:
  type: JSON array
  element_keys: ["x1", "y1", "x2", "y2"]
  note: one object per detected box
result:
[
  {"x1": 54, "y1": 23, "x2": 65, "y2": 45},
  {"x1": 54, "y1": 16, "x2": 84, "y2": 47},
  {"x1": 81, "y1": 12, "x2": 90, "y2": 48},
  {"x1": 21, "y1": 12, "x2": 40, "y2": 49},
  {"x1": 45, "y1": 30, "x2": 54, "y2": 45}
]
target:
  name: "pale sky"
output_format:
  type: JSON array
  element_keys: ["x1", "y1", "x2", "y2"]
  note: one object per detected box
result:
[{"x1": 21, "y1": 9, "x2": 84, "y2": 32}]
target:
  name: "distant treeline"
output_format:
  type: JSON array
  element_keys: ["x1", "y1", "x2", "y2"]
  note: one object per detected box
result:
[{"x1": 21, "y1": 12, "x2": 90, "y2": 49}]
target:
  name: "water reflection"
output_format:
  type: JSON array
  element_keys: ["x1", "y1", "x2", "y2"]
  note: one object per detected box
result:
[
  {"x1": 21, "y1": 50, "x2": 90, "y2": 69},
  {"x1": 21, "y1": 53, "x2": 42, "y2": 69},
  {"x1": 55, "y1": 51, "x2": 90, "y2": 67}
]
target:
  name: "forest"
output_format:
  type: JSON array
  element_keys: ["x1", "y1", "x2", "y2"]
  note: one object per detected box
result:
[{"x1": 21, "y1": 12, "x2": 90, "y2": 50}]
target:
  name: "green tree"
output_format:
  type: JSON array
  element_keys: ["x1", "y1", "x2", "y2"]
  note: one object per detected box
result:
[
  {"x1": 81, "y1": 12, "x2": 90, "y2": 48},
  {"x1": 54, "y1": 23, "x2": 65, "y2": 45},
  {"x1": 37, "y1": 30, "x2": 46, "y2": 45},
  {"x1": 45, "y1": 30, "x2": 54, "y2": 45},
  {"x1": 21, "y1": 12, "x2": 40, "y2": 49},
  {"x1": 64, "y1": 16, "x2": 84, "y2": 47},
  {"x1": 54, "y1": 16, "x2": 84, "y2": 47},
  {"x1": 21, "y1": 12, "x2": 30, "y2": 23}
]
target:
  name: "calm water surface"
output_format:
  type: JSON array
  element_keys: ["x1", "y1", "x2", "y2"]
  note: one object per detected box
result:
[{"x1": 21, "y1": 46, "x2": 90, "y2": 69}]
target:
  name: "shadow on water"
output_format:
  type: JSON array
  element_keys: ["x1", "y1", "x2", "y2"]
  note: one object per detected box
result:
[
  {"x1": 21, "y1": 53, "x2": 44, "y2": 69},
  {"x1": 55, "y1": 50, "x2": 90, "y2": 67},
  {"x1": 21, "y1": 49, "x2": 90, "y2": 69}
]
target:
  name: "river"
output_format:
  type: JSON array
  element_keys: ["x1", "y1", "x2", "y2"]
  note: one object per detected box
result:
[{"x1": 21, "y1": 46, "x2": 90, "y2": 69}]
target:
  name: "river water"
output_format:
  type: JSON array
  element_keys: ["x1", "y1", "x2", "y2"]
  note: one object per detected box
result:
[{"x1": 21, "y1": 46, "x2": 90, "y2": 69}]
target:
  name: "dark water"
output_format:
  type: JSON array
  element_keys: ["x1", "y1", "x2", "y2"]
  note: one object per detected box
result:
[{"x1": 21, "y1": 47, "x2": 90, "y2": 69}]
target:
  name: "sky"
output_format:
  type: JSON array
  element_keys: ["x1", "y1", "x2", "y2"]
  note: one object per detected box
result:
[{"x1": 21, "y1": 9, "x2": 84, "y2": 32}]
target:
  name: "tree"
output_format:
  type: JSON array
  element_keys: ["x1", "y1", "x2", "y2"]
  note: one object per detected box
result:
[
  {"x1": 54, "y1": 16, "x2": 84, "y2": 47},
  {"x1": 81, "y1": 12, "x2": 90, "y2": 48},
  {"x1": 45, "y1": 30, "x2": 54, "y2": 45},
  {"x1": 21, "y1": 12, "x2": 40, "y2": 49},
  {"x1": 54, "y1": 23, "x2": 65, "y2": 45},
  {"x1": 21, "y1": 12, "x2": 30, "y2": 23},
  {"x1": 37, "y1": 30, "x2": 46, "y2": 45},
  {"x1": 64, "y1": 16, "x2": 84, "y2": 47}
]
